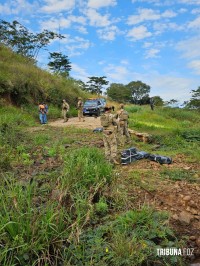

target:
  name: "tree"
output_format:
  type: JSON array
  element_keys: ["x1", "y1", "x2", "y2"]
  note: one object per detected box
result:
[
  {"x1": 0, "y1": 20, "x2": 64, "y2": 60},
  {"x1": 86, "y1": 76, "x2": 109, "y2": 95},
  {"x1": 165, "y1": 99, "x2": 179, "y2": 107},
  {"x1": 106, "y1": 83, "x2": 131, "y2": 102},
  {"x1": 152, "y1": 96, "x2": 164, "y2": 106},
  {"x1": 48, "y1": 52, "x2": 71, "y2": 77},
  {"x1": 126, "y1": 81, "x2": 150, "y2": 104},
  {"x1": 72, "y1": 79, "x2": 87, "y2": 91},
  {"x1": 188, "y1": 87, "x2": 200, "y2": 110}
]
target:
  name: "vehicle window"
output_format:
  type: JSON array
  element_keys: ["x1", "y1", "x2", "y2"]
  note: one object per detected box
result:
[{"x1": 84, "y1": 100, "x2": 98, "y2": 106}]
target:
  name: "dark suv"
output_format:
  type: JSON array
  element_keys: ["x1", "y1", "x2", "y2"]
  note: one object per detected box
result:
[{"x1": 83, "y1": 99, "x2": 104, "y2": 116}]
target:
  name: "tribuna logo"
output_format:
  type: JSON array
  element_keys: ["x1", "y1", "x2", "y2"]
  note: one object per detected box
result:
[{"x1": 157, "y1": 248, "x2": 194, "y2": 256}]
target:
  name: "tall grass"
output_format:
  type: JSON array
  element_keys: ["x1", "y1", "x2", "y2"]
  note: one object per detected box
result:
[{"x1": 0, "y1": 174, "x2": 70, "y2": 266}]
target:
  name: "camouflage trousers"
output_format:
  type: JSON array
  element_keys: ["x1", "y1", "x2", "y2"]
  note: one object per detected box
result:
[
  {"x1": 62, "y1": 109, "x2": 68, "y2": 122},
  {"x1": 78, "y1": 108, "x2": 84, "y2": 121},
  {"x1": 117, "y1": 122, "x2": 131, "y2": 146},
  {"x1": 103, "y1": 131, "x2": 117, "y2": 161}
]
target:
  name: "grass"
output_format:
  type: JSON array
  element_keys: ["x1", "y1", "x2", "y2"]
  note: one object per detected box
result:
[
  {"x1": 1, "y1": 104, "x2": 199, "y2": 265},
  {"x1": 127, "y1": 105, "x2": 200, "y2": 161}
]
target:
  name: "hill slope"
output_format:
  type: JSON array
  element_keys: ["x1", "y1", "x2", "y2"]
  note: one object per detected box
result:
[{"x1": 0, "y1": 45, "x2": 90, "y2": 106}]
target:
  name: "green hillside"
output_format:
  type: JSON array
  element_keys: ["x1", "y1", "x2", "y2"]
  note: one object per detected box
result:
[{"x1": 0, "y1": 45, "x2": 90, "y2": 106}]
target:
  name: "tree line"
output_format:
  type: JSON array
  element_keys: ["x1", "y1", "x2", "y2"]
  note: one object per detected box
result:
[{"x1": 0, "y1": 19, "x2": 199, "y2": 109}]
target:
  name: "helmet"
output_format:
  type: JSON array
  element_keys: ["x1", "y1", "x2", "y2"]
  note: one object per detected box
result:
[{"x1": 78, "y1": 97, "x2": 82, "y2": 100}]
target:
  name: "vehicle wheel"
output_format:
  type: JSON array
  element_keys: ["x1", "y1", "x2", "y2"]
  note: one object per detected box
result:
[{"x1": 97, "y1": 109, "x2": 100, "y2": 116}]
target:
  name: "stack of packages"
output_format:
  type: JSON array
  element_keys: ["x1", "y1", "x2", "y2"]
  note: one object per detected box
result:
[{"x1": 121, "y1": 147, "x2": 172, "y2": 165}]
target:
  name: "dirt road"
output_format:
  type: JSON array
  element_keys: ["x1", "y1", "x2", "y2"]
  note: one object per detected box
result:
[{"x1": 48, "y1": 116, "x2": 102, "y2": 130}]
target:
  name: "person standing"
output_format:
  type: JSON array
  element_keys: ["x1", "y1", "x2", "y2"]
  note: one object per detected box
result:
[
  {"x1": 44, "y1": 103, "x2": 48, "y2": 124},
  {"x1": 117, "y1": 104, "x2": 131, "y2": 145},
  {"x1": 150, "y1": 97, "x2": 155, "y2": 110},
  {"x1": 100, "y1": 106, "x2": 119, "y2": 165},
  {"x1": 62, "y1": 99, "x2": 69, "y2": 122},
  {"x1": 77, "y1": 97, "x2": 85, "y2": 122},
  {"x1": 38, "y1": 103, "x2": 45, "y2": 124}
]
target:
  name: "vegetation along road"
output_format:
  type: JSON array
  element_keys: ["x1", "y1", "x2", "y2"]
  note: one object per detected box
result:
[{"x1": 1, "y1": 104, "x2": 199, "y2": 266}]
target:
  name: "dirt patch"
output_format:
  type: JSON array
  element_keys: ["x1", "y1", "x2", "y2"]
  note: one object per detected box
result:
[
  {"x1": 48, "y1": 117, "x2": 102, "y2": 130},
  {"x1": 120, "y1": 166, "x2": 200, "y2": 261}
]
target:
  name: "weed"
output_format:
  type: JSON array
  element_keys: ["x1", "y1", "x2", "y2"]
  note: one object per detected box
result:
[
  {"x1": 95, "y1": 198, "x2": 108, "y2": 216},
  {"x1": 160, "y1": 169, "x2": 199, "y2": 183}
]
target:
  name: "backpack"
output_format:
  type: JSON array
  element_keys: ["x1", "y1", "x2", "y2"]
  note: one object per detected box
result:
[
  {"x1": 100, "y1": 113, "x2": 110, "y2": 127},
  {"x1": 119, "y1": 110, "x2": 129, "y2": 121}
]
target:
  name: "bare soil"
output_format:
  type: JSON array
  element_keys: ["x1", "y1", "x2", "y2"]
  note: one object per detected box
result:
[{"x1": 48, "y1": 116, "x2": 102, "y2": 129}]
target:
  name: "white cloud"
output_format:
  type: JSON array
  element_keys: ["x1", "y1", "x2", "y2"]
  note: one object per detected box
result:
[
  {"x1": 84, "y1": 8, "x2": 111, "y2": 27},
  {"x1": 145, "y1": 48, "x2": 160, "y2": 58},
  {"x1": 120, "y1": 60, "x2": 129, "y2": 65},
  {"x1": 187, "y1": 60, "x2": 200, "y2": 74},
  {"x1": 0, "y1": 3, "x2": 13, "y2": 14},
  {"x1": 191, "y1": 8, "x2": 200, "y2": 14},
  {"x1": 132, "y1": 0, "x2": 200, "y2": 4},
  {"x1": 153, "y1": 21, "x2": 184, "y2": 34},
  {"x1": 87, "y1": 0, "x2": 117, "y2": 9},
  {"x1": 97, "y1": 25, "x2": 119, "y2": 40},
  {"x1": 0, "y1": 0, "x2": 38, "y2": 15},
  {"x1": 176, "y1": 37, "x2": 200, "y2": 59},
  {"x1": 68, "y1": 15, "x2": 87, "y2": 25},
  {"x1": 178, "y1": 8, "x2": 188, "y2": 13},
  {"x1": 60, "y1": 35, "x2": 93, "y2": 56},
  {"x1": 144, "y1": 73, "x2": 195, "y2": 101},
  {"x1": 143, "y1": 42, "x2": 153, "y2": 48},
  {"x1": 71, "y1": 63, "x2": 90, "y2": 82},
  {"x1": 40, "y1": 18, "x2": 71, "y2": 31},
  {"x1": 162, "y1": 10, "x2": 177, "y2": 18},
  {"x1": 127, "y1": 25, "x2": 152, "y2": 40},
  {"x1": 104, "y1": 64, "x2": 130, "y2": 82},
  {"x1": 40, "y1": 15, "x2": 87, "y2": 31},
  {"x1": 127, "y1": 8, "x2": 177, "y2": 25},
  {"x1": 41, "y1": 0, "x2": 75, "y2": 13},
  {"x1": 179, "y1": 0, "x2": 200, "y2": 4},
  {"x1": 188, "y1": 16, "x2": 200, "y2": 29},
  {"x1": 75, "y1": 25, "x2": 88, "y2": 34},
  {"x1": 115, "y1": 66, "x2": 197, "y2": 102}
]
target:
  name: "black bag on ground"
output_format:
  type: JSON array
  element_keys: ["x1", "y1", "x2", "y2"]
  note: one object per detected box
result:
[
  {"x1": 121, "y1": 147, "x2": 138, "y2": 165},
  {"x1": 93, "y1": 127, "x2": 103, "y2": 133},
  {"x1": 148, "y1": 154, "x2": 172, "y2": 164},
  {"x1": 135, "y1": 151, "x2": 150, "y2": 160}
]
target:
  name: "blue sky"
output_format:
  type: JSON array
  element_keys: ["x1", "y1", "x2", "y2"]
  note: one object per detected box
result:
[{"x1": 1, "y1": 0, "x2": 200, "y2": 102}]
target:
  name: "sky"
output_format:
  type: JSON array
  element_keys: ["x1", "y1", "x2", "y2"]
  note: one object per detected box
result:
[{"x1": 1, "y1": 0, "x2": 200, "y2": 102}]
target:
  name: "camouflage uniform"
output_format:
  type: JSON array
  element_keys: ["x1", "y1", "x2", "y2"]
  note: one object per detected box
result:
[
  {"x1": 62, "y1": 100, "x2": 69, "y2": 122},
  {"x1": 100, "y1": 108, "x2": 118, "y2": 164},
  {"x1": 117, "y1": 105, "x2": 131, "y2": 146},
  {"x1": 77, "y1": 98, "x2": 85, "y2": 122}
]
